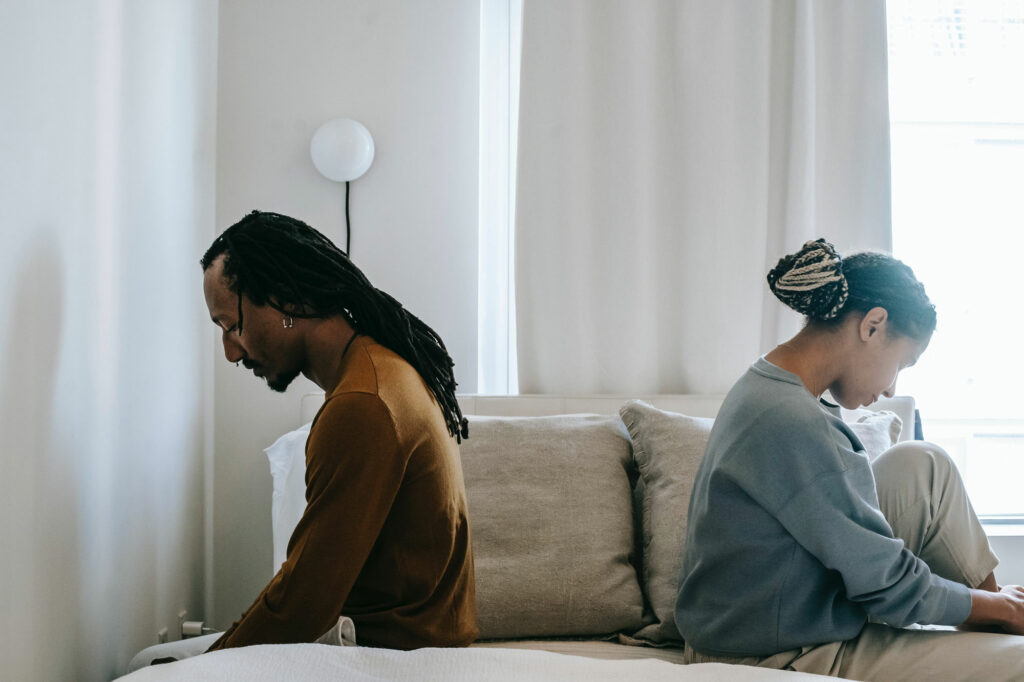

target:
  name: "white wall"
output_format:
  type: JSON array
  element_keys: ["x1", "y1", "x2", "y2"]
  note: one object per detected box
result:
[
  {"x1": 989, "y1": 533, "x2": 1024, "y2": 587},
  {"x1": 212, "y1": 0, "x2": 479, "y2": 627},
  {"x1": 0, "y1": 1, "x2": 218, "y2": 680}
]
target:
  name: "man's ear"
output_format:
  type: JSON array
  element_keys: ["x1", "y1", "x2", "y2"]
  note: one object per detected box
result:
[
  {"x1": 859, "y1": 306, "x2": 889, "y2": 342},
  {"x1": 271, "y1": 299, "x2": 301, "y2": 316}
]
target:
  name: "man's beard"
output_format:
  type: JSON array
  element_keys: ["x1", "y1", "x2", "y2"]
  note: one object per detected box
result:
[
  {"x1": 243, "y1": 358, "x2": 300, "y2": 393},
  {"x1": 267, "y1": 367, "x2": 300, "y2": 393}
]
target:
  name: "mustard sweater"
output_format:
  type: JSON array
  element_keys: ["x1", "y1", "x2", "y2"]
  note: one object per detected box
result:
[{"x1": 209, "y1": 335, "x2": 477, "y2": 651}]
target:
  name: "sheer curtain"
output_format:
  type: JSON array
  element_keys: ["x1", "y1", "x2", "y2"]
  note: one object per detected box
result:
[
  {"x1": 515, "y1": 0, "x2": 893, "y2": 394},
  {"x1": 0, "y1": 2, "x2": 216, "y2": 678}
]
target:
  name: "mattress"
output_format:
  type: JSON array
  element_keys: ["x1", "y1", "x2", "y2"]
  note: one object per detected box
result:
[{"x1": 117, "y1": 643, "x2": 835, "y2": 681}]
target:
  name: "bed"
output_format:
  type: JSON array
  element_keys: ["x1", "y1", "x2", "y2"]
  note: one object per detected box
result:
[
  {"x1": 118, "y1": 393, "x2": 914, "y2": 680},
  {"x1": 119, "y1": 640, "x2": 838, "y2": 681}
]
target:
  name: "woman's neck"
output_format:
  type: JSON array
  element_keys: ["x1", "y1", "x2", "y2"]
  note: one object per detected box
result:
[{"x1": 765, "y1": 329, "x2": 843, "y2": 399}]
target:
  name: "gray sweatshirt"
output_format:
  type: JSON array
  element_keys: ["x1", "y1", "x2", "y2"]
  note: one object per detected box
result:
[{"x1": 675, "y1": 358, "x2": 971, "y2": 657}]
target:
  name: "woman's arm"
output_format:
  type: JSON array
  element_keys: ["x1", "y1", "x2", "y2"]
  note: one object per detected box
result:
[{"x1": 967, "y1": 586, "x2": 1024, "y2": 634}]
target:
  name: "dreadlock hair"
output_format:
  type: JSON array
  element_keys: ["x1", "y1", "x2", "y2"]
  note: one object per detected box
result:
[
  {"x1": 767, "y1": 238, "x2": 936, "y2": 342},
  {"x1": 201, "y1": 210, "x2": 469, "y2": 442}
]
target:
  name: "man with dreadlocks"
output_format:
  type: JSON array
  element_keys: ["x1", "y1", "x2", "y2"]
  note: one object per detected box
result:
[{"x1": 199, "y1": 211, "x2": 476, "y2": 652}]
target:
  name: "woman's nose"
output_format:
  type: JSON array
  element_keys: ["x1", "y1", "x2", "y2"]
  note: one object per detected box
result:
[{"x1": 883, "y1": 379, "x2": 897, "y2": 399}]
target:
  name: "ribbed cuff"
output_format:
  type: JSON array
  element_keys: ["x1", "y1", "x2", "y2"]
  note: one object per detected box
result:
[{"x1": 938, "y1": 580, "x2": 973, "y2": 626}]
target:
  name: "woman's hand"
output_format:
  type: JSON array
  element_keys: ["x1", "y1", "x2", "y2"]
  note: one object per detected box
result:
[{"x1": 966, "y1": 585, "x2": 1024, "y2": 634}]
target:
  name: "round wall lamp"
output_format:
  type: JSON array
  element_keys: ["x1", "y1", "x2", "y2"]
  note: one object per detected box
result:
[
  {"x1": 310, "y1": 118, "x2": 375, "y2": 182},
  {"x1": 310, "y1": 118, "x2": 375, "y2": 254}
]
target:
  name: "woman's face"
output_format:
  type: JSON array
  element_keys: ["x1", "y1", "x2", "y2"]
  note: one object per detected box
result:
[{"x1": 829, "y1": 312, "x2": 929, "y2": 409}]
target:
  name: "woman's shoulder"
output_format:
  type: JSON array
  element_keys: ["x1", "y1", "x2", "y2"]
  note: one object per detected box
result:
[
  {"x1": 713, "y1": 367, "x2": 845, "y2": 466},
  {"x1": 721, "y1": 363, "x2": 823, "y2": 425}
]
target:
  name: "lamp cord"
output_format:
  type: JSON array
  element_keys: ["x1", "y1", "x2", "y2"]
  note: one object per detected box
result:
[{"x1": 345, "y1": 180, "x2": 352, "y2": 255}]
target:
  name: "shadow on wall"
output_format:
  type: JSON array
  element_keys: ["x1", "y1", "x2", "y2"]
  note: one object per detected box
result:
[{"x1": 0, "y1": 233, "x2": 82, "y2": 681}]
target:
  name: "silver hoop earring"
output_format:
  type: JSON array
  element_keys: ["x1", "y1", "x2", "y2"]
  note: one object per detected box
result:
[{"x1": 283, "y1": 316, "x2": 294, "y2": 329}]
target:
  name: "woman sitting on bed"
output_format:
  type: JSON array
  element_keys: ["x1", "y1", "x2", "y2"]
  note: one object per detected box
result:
[{"x1": 675, "y1": 239, "x2": 1024, "y2": 680}]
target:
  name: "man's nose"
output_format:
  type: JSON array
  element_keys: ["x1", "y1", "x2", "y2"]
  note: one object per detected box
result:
[{"x1": 222, "y1": 332, "x2": 245, "y2": 363}]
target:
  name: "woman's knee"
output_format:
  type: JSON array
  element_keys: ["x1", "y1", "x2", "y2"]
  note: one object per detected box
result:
[{"x1": 872, "y1": 440, "x2": 956, "y2": 481}]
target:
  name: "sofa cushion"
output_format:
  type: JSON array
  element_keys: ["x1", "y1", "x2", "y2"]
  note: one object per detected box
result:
[
  {"x1": 619, "y1": 400, "x2": 713, "y2": 644},
  {"x1": 460, "y1": 414, "x2": 645, "y2": 639}
]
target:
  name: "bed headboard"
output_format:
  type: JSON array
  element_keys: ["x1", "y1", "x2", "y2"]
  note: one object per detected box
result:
[
  {"x1": 300, "y1": 393, "x2": 917, "y2": 442},
  {"x1": 300, "y1": 393, "x2": 726, "y2": 423}
]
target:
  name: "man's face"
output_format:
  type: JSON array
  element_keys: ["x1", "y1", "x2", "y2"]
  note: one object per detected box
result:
[{"x1": 203, "y1": 255, "x2": 303, "y2": 392}]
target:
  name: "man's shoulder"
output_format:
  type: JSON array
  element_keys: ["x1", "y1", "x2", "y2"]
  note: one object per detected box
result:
[
  {"x1": 329, "y1": 336, "x2": 421, "y2": 397},
  {"x1": 314, "y1": 391, "x2": 394, "y2": 430},
  {"x1": 307, "y1": 392, "x2": 401, "y2": 466},
  {"x1": 323, "y1": 336, "x2": 446, "y2": 443}
]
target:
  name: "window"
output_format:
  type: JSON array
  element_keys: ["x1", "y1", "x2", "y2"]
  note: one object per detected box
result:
[
  {"x1": 887, "y1": 0, "x2": 1024, "y2": 517},
  {"x1": 478, "y1": 0, "x2": 522, "y2": 394}
]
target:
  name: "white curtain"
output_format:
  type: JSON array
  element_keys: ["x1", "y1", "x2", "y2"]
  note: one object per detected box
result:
[
  {"x1": 515, "y1": 0, "x2": 892, "y2": 394},
  {"x1": 0, "y1": 2, "x2": 216, "y2": 678}
]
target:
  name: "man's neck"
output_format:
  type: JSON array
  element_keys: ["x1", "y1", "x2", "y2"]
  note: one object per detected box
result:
[{"x1": 302, "y1": 318, "x2": 359, "y2": 394}]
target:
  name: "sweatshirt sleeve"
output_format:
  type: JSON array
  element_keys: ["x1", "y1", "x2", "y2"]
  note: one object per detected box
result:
[
  {"x1": 716, "y1": 401, "x2": 970, "y2": 630},
  {"x1": 774, "y1": 466, "x2": 972, "y2": 627},
  {"x1": 721, "y1": 405, "x2": 972, "y2": 630},
  {"x1": 208, "y1": 393, "x2": 406, "y2": 650}
]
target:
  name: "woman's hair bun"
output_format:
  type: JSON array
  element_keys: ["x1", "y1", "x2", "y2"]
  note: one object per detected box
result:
[{"x1": 767, "y1": 238, "x2": 849, "y2": 319}]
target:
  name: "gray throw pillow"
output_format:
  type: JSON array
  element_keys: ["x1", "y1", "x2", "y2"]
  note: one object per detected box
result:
[
  {"x1": 461, "y1": 414, "x2": 645, "y2": 639},
  {"x1": 619, "y1": 400, "x2": 713, "y2": 644}
]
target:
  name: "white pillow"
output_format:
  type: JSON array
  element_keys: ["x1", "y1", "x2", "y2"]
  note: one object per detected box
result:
[
  {"x1": 265, "y1": 421, "x2": 312, "y2": 572},
  {"x1": 843, "y1": 409, "x2": 903, "y2": 461},
  {"x1": 840, "y1": 395, "x2": 915, "y2": 443}
]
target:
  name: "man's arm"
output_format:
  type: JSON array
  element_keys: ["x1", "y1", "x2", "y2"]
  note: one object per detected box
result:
[{"x1": 208, "y1": 393, "x2": 404, "y2": 650}]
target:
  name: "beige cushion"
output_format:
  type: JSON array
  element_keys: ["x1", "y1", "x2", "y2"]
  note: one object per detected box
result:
[
  {"x1": 619, "y1": 400, "x2": 713, "y2": 644},
  {"x1": 460, "y1": 414, "x2": 645, "y2": 639}
]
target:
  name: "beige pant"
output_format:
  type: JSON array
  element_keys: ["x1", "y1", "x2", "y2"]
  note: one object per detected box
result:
[{"x1": 684, "y1": 441, "x2": 1024, "y2": 681}]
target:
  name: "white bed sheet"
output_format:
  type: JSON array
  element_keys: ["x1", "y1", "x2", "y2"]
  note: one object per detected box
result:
[
  {"x1": 474, "y1": 638, "x2": 689, "y2": 663},
  {"x1": 117, "y1": 644, "x2": 836, "y2": 681}
]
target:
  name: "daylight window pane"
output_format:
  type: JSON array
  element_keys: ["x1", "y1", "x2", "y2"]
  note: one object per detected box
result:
[
  {"x1": 887, "y1": 0, "x2": 1024, "y2": 421},
  {"x1": 887, "y1": 1, "x2": 1024, "y2": 516}
]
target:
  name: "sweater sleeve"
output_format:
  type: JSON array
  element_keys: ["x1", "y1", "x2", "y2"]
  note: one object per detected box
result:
[
  {"x1": 774, "y1": 467, "x2": 972, "y2": 627},
  {"x1": 726, "y1": 408, "x2": 972, "y2": 629},
  {"x1": 208, "y1": 393, "x2": 406, "y2": 650}
]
